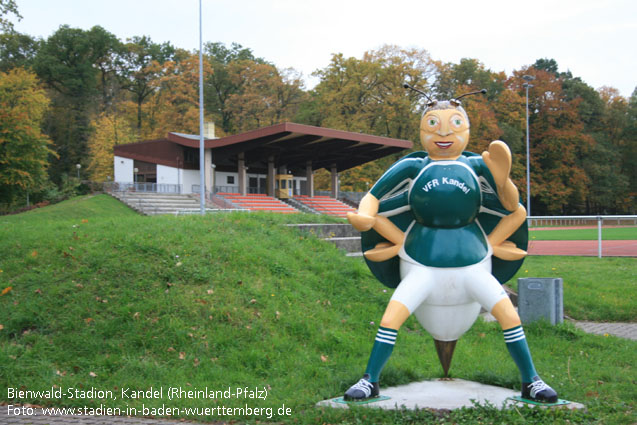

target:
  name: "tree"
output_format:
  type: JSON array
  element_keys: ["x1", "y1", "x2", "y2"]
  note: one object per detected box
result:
[
  {"x1": 204, "y1": 42, "x2": 269, "y2": 133},
  {"x1": 0, "y1": 0, "x2": 20, "y2": 33},
  {"x1": 139, "y1": 53, "x2": 213, "y2": 138},
  {"x1": 0, "y1": 32, "x2": 40, "y2": 72},
  {"x1": 120, "y1": 36, "x2": 176, "y2": 134},
  {"x1": 517, "y1": 67, "x2": 593, "y2": 214},
  {"x1": 0, "y1": 68, "x2": 55, "y2": 205},
  {"x1": 225, "y1": 61, "x2": 305, "y2": 132},
  {"x1": 34, "y1": 25, "x2": 120, "y2": 182},
  {"x1": 87, "y1": 109, "x2": 136, "y2": 181}
]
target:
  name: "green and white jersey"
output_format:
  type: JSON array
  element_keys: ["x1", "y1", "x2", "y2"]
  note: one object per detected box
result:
[
  {"x1": 362, "y1": 151, "x2": 528, "y2": 288},
  {"x1": 370, "y1": 154, "x2": 489, "y2": 268}
]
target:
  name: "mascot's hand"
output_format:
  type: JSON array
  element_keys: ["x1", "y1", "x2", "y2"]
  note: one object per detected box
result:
[
  {"x1": 364, "y1": 242, "x2": 401, "y2": 262},
  {"x1": 347, "y1": 212, "x2": 376, "y2": 232},
  {"x1": 492, "y1": 240, "x2": 527, "y2": 261},
  {"x1": 482, "y1": 141, "x2": 512, "y2": 188}
]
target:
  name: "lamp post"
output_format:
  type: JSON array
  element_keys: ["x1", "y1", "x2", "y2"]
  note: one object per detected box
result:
[
  {"x1": 134, "y1": 167, "x2": 139, "y2": 184},
  {"x1": 198, "y1": 0, "x2": 205, "y2": 215},
  {"x1": 522, "y1": 75, "x2": 535, "y2": 217},
  {"x1": 76, "y1": 163, "x2": 81, "y2": 179}
]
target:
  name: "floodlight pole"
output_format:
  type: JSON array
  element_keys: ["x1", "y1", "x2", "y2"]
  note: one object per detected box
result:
[
  {"x1": 522, "y1": 75, "x2": 535, "y2": 217},
  {"x1": 198, "y1": 0, "x2": 205, "y2": 215}
]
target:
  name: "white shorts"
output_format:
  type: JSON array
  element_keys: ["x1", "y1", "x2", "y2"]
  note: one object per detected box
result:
[{"x1": 390, "y1": 256, "x2": 507, "y2": 314}]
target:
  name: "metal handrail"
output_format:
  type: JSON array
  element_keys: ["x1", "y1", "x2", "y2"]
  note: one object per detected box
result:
[{"x1": 103, "y1": 182, "x2": 182, "y2": 194}]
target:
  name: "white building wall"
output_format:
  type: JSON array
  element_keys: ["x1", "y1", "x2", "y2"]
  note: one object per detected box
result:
[
  {"x1": 157, "y1": 164, "x2": 179, "y2": 186},
  {"x1": 114, "y1": 156, "x2": 134, "y2": 182},
  {"x1": 181, "y1": 169, "x2": 200, "y2": 194}
]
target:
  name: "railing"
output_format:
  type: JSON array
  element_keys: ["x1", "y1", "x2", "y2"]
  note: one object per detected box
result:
[
  {"x1": 104, "y1": 182, "x2": 182, "y2": 194},
  {"x1": 528, "y1": 215, "x2": 637, "y2": 258},
  {"x1": 214, "y1": 185, "x2": 239, "y2": 194},
  {"x1": 191, "y1": 186, "x2": 246, "y2": 211}
]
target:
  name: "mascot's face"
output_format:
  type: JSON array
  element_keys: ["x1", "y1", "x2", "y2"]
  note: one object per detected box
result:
[{"x1": 420, "y1": 108, "x2": 470, "y2": 160}]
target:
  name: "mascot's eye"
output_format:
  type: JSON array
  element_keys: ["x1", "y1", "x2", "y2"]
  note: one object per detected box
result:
[
  {"x1": 427, "y1": 117, "x2": 439, "y2": 127},
  {"x1": 450, "y1": 114, "x2": 464, "y2": 128}
]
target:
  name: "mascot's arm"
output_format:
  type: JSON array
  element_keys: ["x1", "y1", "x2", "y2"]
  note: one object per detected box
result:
[
  {"x1": 347, "y1": 193, "x2": 405, "y2": 262},
  {"x1": 347, "y1": 193, "x2": 379, "y2": 231},
  {"x1": 481, "y1": 141, "x2": 527, "y2": 261},
  {"x1": 488, "y1": 205, "x2": 527, "y2": 260},
  {"x1": 482, "y1": 141, "x2": 519, "y2": 212}
]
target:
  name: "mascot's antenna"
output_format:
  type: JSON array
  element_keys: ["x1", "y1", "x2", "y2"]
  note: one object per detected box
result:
[
  {"x1": 403, "y1": 82, "x2": 436, "y2": 106},
  {"x1": 451, "y1": 89, "x2": 487, "y2": 106}
]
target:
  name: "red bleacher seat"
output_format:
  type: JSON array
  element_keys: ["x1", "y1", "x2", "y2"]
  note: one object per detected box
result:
[
  {"x1": 294, "y1": 195, "x2": 356, "y2": 218},
  {"x1": 215, "y1": 193, "x2": 298, "y2": 213}
]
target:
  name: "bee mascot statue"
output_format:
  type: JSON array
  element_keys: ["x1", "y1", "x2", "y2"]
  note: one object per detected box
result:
[{"x1": 344, "y1": 85, "x2": 558, "y2": 404}]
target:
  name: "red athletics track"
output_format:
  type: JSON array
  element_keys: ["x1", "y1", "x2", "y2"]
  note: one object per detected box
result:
[{"x1": 527, "y1": 240, "x2": 637, "y2": 257}]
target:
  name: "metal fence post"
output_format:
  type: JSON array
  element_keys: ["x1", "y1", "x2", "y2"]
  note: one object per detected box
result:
[{"x1": 597, "y1": 216, "x2": 602, "y2": 259}]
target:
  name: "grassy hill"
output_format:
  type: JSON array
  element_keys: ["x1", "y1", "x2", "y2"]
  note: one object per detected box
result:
[{"x1": 1, "y1": 195, "x2": 635, "y2": 424}]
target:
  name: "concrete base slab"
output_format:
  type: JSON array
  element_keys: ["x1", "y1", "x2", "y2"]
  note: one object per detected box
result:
[{"x1": 317, "y1": 379, "x2": 585, "y2": 411}]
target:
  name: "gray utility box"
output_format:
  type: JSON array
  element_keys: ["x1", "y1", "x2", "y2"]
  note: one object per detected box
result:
[{"x1": 518, "y1": 278, "x2": 564, "y2": 325}]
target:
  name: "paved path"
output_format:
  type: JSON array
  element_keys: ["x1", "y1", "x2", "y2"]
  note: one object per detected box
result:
[
  {"x1": 480, "y1": 313, "x2": 637, "y2": 340},
  {"x1": 527, "y1": 240, "x2": 637, "y2": 257},
  {"x1": 573, "y1": 321, "x2": 637, "y2": 340}
]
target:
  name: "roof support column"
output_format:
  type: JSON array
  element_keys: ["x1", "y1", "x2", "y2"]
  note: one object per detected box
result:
[
  {"x1": 305, "y1": 160, "x2": 314, "y2": 197},
  {"x1": 204, "y1": 148, "x2": 212, "y2": 196},
  {"x1": 267, "y1": 156, "x2": 276, "y2": 197},
  {"x1": 330, "y1": 165, "x2": 339, "y2": 199},
  {"x1": 238, "y1": 152, "x2": 247, "y2": 195}
]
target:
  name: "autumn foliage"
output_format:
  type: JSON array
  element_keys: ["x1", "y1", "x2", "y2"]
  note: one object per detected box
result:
[
  {"x1": 0, "y1": 67, "x2": 55, "y2": 205},
  {"x1": 0, "y1": 22, "x2": 634, "y2": 214}
]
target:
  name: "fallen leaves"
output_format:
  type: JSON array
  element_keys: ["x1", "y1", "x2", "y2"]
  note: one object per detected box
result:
[{"x1": 1, "y1": 286, "x2": 12, "y2": 296}]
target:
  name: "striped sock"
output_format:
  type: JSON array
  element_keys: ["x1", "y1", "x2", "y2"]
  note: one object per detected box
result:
[
  {"x1": 364, "y1": 326, "x2": 398, "y2": 382},
  {"x1": 503, "y1": 325, "x2": 538, "y2": 383}
]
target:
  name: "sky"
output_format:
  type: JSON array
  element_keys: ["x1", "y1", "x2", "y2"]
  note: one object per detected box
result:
[{"x1": 11, "y1": 0, "x2": 637, "y2": 97}]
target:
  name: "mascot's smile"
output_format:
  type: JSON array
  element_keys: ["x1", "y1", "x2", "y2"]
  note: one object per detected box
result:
[{"x1": 435, "y1": 142, "x2": 453, "y2": 149}]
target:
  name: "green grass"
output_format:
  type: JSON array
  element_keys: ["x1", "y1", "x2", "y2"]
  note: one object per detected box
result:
[
  {"x1": 529, "y1": 226, "x2": 637, "y2": 240},
  {"x1": 0, "y1": 195, "x2": 635, "y2": 424},
  {"x1": 511, "y1": 257, "x2": 636, "y2": 322}
]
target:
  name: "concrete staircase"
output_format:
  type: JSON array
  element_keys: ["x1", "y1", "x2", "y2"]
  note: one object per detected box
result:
[
  {"x1": 110, "y1": 192, "x2": 206, "y2": 215},
  {"x1": 287, "y1": 223, "x2": 362, "y2": 256}
]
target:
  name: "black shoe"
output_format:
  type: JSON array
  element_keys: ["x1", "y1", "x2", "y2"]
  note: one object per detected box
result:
[
  {"x1": 522, "y1": 376, "x2": 558, "y2": 403},
  {"x1": 344, "y1": 373, "x2": 380, "y2": 401}
]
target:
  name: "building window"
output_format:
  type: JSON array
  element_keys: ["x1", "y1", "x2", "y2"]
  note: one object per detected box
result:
[
  {"x1": 227, "y1": 176, "x2": 235, "y2": 184},
  {"x1": 184, "y1": 148, "x2": 199, "y2": 164}
]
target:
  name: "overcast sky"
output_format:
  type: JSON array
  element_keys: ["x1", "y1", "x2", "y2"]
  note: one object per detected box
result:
[{"x1": 12, "y1": 0, "x2": 637, "y2": 97}]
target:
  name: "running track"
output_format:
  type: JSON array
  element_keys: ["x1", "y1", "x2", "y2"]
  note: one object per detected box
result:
[{"x1": 527, "y1": 240, "x2": 637, "y2": 257}]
